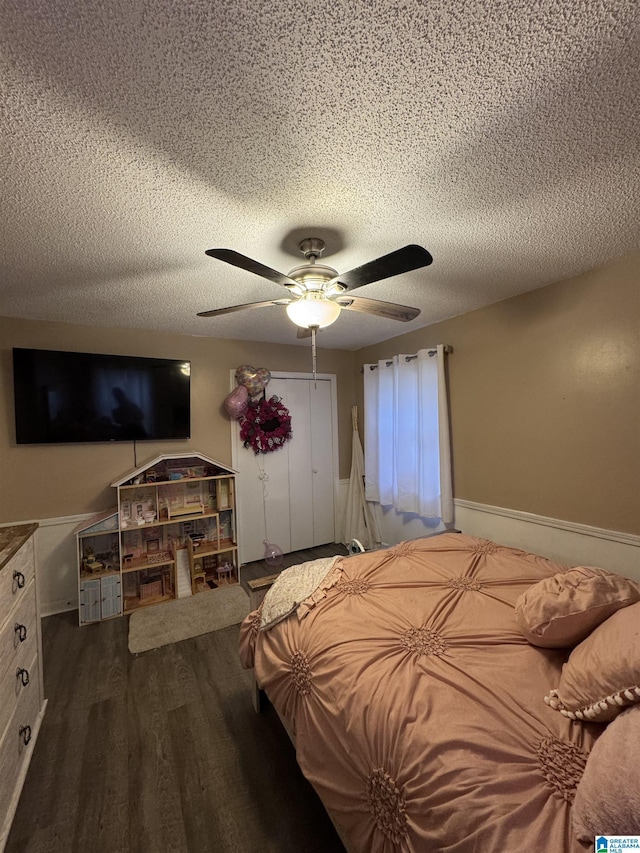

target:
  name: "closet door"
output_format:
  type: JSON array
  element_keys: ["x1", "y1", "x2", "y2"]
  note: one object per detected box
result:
[
  {"x1": 308, "y1": 378, "x2": 335, "y2": 547},
  {"x1": 287, "y1": 378, "x2": 314, "y2": 552},
  {"x1": 232, "y1": 374, "x2": 336, "y2": 564},
  {"x1": 261, "y1": 377, "x2": 293, "y2": 557}
]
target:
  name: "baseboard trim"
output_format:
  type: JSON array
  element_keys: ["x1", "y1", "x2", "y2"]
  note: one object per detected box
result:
[{"x1": 44, "y1": 599, "x2": 78, "y2": 616}]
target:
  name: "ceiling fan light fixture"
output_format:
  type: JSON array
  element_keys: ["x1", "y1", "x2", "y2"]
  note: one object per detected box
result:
[
  {"x1": 286, "y1": 294, "x2": 341, "y2": 329},
  {"x1": 201, "y1": 238, "x2": 428, "y2": 335}
]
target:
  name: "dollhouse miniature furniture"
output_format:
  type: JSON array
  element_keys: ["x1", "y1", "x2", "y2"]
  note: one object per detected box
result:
[
  {"x1": 76, "y1": 452, "x2": 238, "y2": 625},
  {"x1": 215, "y1": 561, "x2": 234, "y2": 584},
  {"x1": 0, "y1": 524, "x2": 47, "y2": 851}
]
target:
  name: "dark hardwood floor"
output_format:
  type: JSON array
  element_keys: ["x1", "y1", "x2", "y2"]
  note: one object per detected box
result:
[
  {"x1": 239, "y1": 542, "x2": 349, "y2": 589},
  {"x1": 7, "y1": 544, "x2": 348, "y2": 853}
]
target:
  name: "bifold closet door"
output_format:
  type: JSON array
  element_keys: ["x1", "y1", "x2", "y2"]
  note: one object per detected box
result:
[
  {"x1": 261, "y1": 377, "x2": 293, "y2": 558},
  {"x1": 306, "y1": 378, "x2": 334, "y2": 548},
  {"x1": 233, "y1": 375, "x2": 336, "y2": 564},
  {"x1": 286, "y1": 377, "x2": 334, "y2": 551}
]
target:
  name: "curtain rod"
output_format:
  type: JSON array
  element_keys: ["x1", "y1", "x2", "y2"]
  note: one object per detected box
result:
[{"x1": 362, "y1": 345, "x2": 453, "y2": 371}]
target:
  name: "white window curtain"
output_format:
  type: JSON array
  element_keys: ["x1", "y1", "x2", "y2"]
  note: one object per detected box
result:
[{"x1": 363, "y1": 345, "x2": 453, "y2": 523}]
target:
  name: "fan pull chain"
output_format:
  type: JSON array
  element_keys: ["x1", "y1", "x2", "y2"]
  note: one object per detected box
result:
[
  {"x1": 256, "y1": 452, "x2": 284, "y2": 567},
  {"x1": 311, "y1": 325, "x2": 318, "y2": 387},
  {"x1": 256, "y1": 458, "x2": 269, "y2": 536}
]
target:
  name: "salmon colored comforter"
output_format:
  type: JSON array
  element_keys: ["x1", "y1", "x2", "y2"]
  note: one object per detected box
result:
[{"x1": 239, "y1": 534, "x2": 600, "y2": 852}]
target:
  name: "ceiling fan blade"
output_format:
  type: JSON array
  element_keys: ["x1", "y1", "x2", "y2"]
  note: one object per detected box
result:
[
  {"x1": 335, "y1": 295, "x2": 420, "y2": 322},
  {"x1": 205, "y1": 248, "x2": 300, "y2": 289},
  {"x1": 197, "y1": 298, "x2": 292, "y2": 318},
  {"x1": 327, "y1": 244, "x2": 432, "y2": 292}
]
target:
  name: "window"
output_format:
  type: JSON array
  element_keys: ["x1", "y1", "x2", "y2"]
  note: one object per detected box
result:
[{"x1": 363, "y1": 346, "x2": 453, "y2": 522}]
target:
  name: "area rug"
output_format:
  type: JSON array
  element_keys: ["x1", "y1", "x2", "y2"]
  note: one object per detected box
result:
[{"x1": 128, "y1": 584, "x2": 250, "y2": 654}]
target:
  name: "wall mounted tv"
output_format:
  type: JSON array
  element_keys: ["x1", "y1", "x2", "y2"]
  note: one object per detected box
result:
[{"x1": 13, "y1": 348, "x2": 191, "y2": 445}]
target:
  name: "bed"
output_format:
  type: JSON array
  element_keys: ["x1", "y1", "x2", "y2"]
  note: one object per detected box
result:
[{"x1": 238, "y1": 533, "x2": 640, "y2": 852}]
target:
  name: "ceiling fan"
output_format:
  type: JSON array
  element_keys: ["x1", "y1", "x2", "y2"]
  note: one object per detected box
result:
[{"x1": 197, "y1": 238, "x2": 433, "y2": 335}]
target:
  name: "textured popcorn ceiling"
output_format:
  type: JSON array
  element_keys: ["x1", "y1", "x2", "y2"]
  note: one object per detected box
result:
[{"x1": 1, "y1": 0, "x2": 639, "y2": 350}]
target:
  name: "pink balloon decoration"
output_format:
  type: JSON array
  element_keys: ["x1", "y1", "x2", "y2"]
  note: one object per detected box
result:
[
  {"x1": 224, "y1": 385, "x2": 249, "y2": 419},
  {"x1": 235, "y1": 364, "x2": 271, "y2": 397}
]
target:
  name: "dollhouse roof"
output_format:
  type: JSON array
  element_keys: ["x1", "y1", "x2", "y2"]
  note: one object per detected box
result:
[
  {"x1": 73, "y1": 508, "x2": 119, "y2": 536},
  {"x1": 110, "y1": 451, "x2": 237, "y2": 488}
]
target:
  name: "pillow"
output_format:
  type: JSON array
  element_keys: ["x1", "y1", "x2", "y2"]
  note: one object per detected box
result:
[
  {"x1": 544, "y1": 601, "x2": 640, "y2": 722},
  {"x1": 259, "y1": 556, "x2": 340, "y2": 630},
  {"x1": 572, "y1": 705, "x2": 640, "y2": 841},
  {"x1": 515, "y1": 566, "x2": 640, "y2": 648}
]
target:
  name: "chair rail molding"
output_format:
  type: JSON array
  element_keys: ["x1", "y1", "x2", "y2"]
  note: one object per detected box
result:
[
  {"x1": 5, "y1": 500, "x2": 638, "y2": 617},
  {"x1": 454, "y1": 499, "x2": 640, "y2": 580}
]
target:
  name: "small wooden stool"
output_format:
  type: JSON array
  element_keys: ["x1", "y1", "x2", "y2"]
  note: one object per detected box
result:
[{"x1": 216, "y1": 562, "x2": 234, "y2": 584}]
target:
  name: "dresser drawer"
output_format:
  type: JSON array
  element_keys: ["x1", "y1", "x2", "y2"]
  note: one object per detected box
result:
[
  {"x1": 0, "y1": 537, "x2": 34, "y2": 629},
  {"x1": 0, "y1": 579, "x2": 37, "y2": 685},
  {"x1": 0, "y1": 647, "x2": 38, "y2": 747},
  {"x1": 0, "y1": 664, "x2": 42, "y2": 843}
]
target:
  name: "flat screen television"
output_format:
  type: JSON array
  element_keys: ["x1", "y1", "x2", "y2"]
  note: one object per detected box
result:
[{"x1": 13, "y1": 348, "x2": 191, "y2": 444}]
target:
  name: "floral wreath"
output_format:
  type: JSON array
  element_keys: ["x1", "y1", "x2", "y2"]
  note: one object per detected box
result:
[{"x1": 240, "y1": 395, "x2": 292, "y2": 454}]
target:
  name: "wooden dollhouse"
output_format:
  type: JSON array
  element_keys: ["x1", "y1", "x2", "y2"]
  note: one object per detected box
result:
[{"x1": 75, "y1": 452, "x2": 238, "y2": 625}]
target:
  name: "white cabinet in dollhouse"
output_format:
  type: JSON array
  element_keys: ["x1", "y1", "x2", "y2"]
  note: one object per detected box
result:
[
  {"x1": 76, "y1": 452, "x2": 239, "y2": 625},
  {"x1": 79, "y1": 576, "x2": 122, "y2": 622},
  {"x1": 79, "y1": 579, "x2": 101, "y2": 623}
]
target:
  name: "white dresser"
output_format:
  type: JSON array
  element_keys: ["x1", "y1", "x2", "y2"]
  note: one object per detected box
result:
[{"x1": 0, "y1": 524, "x2": 46, "y2": 852}]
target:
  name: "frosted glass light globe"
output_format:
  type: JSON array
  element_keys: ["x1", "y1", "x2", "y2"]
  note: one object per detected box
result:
[{"x1": 286, "y1": 295, "x2": 341, "y2": 329}]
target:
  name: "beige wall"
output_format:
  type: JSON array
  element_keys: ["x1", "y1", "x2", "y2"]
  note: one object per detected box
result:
[
  {"x1": 356, "y1": 252, "x2": 640, "y2": 535},
  {"x1": 2, "y1": 252, "x2": 638, "y2": 534},
  {"x1": 0, "y1": 318, "x2": 357, "y2": 522}
]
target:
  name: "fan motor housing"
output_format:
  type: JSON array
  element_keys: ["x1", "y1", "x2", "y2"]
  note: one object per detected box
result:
[{"x1": 286, "y1": 263, "x2": 339, "y2": 292}]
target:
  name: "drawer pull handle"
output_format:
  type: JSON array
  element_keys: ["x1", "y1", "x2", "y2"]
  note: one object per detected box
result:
[
  {"x1": 13, "y1": 570, "x2": 26, "y2": 589},
  {"x1": 19, "y1": 725, "x2": 32, "y2": 746},
  {"x1": 16, "y1": 667, "x2": 30, "y2": 687},
  {"x1": 15, "y1": 623, "x2": 27, "y2": 642}
]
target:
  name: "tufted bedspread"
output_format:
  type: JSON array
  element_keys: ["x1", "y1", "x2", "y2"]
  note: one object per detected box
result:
[{"x1": 238, "y1": 533, "x2": 601, "y2": 852}]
